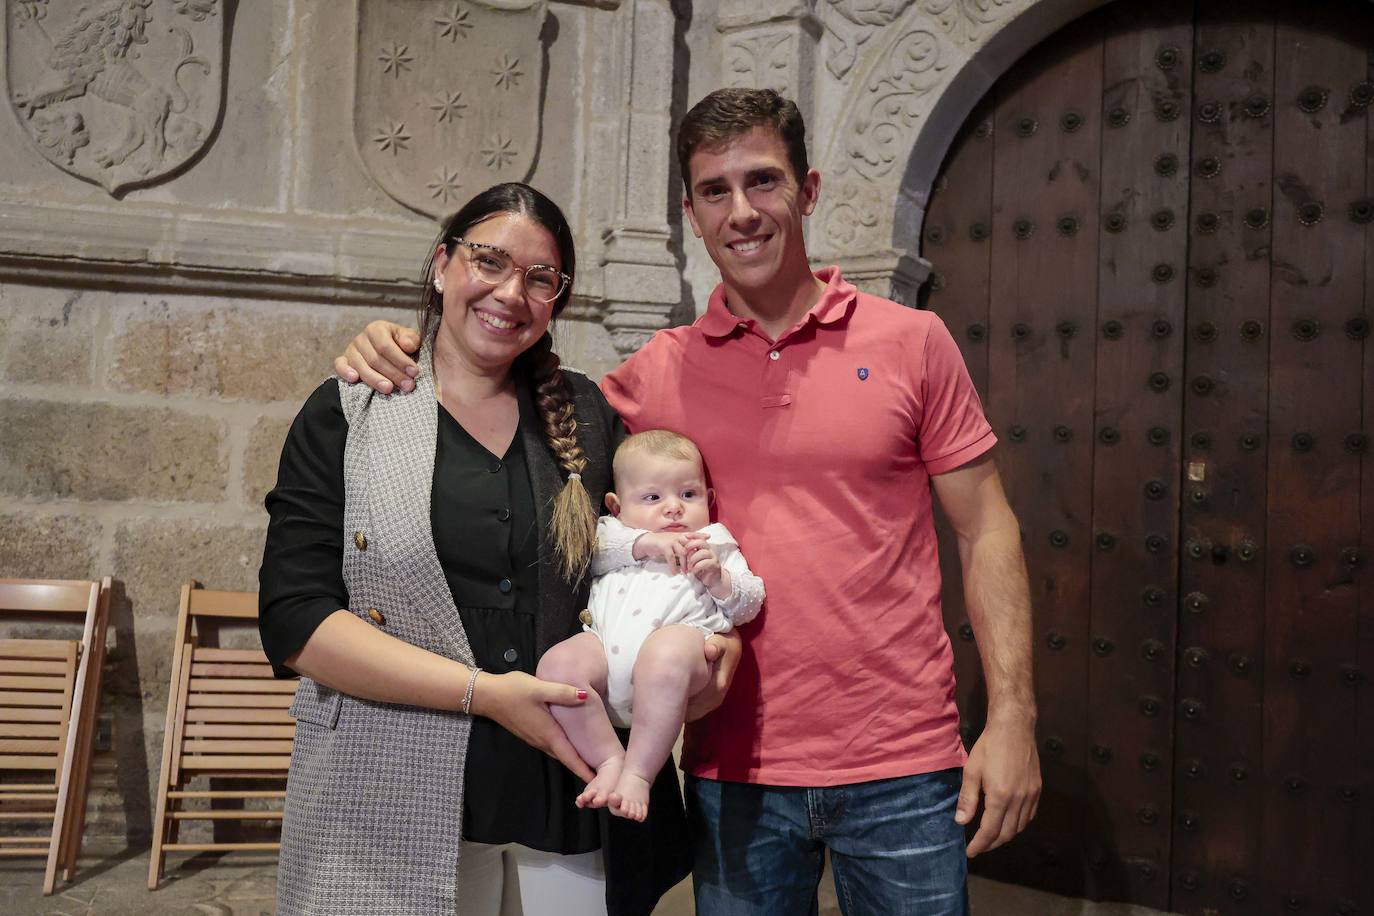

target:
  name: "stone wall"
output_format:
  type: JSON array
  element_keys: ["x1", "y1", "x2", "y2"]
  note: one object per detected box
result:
[
  {"x1": 0, "y1": 0, "x2": 676, "y2": 842},
  {"x1": 0, "y1": 280, "x2": 412, "y2": 838},
  {"x1": 0, "y1": 0, "x2": 1106, "y2": 841}
]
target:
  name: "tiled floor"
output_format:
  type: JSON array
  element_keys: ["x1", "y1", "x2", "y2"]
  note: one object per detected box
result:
[{"x1": 2, "y1": 843, "x2": 1180, "y2": 915}]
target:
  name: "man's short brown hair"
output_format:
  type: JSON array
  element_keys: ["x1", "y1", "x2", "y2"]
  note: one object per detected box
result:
[{"x1": 677, "y1": 88, "x2": 810, "y2": 194}]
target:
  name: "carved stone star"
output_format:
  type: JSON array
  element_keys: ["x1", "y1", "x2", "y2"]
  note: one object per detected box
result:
[
  {"x1": 427, "y1": 167, "x2": 463, "y2": 203},
  {"x1": 372, "y1": 121, "x2": 412, "y2": 156},
  {"x1": 492, "y1": 54, "x2": 523, "y2": 90},
  {"x1": 435, "y1": 4, "x2": 472, "y2": 41},
  {"x1": 429, "y1": 91, "x2": 468, "y2": 124},
  {"x1": 480, "y1": 135, "x2": 517, "y2": 171},
  {"x1": 378, "y1": 41, "x2": 415, "y2": 78}
]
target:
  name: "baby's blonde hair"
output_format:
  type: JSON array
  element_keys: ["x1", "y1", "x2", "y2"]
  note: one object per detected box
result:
[{"x1": 612, "y1": 430, "x2": 704, "y2": 487}]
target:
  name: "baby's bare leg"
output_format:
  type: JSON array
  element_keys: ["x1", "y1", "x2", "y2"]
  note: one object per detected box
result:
[
  {"x1": 611, "y1": 625, "x2": 711, "y2": 822},
  {"x1": 535, "y1": 633, "x2": 624, "y2": 808}
]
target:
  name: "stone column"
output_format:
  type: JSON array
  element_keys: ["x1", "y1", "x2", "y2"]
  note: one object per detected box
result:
[
  {"x1": 716, "y1": 0, "x2": 820, "y2": 121},
  {"x1": 831, "y1": 251, "x2": 930, "y2": 307},
  {"x1": 600, "y1": 0, "x2": 681, "y2": 356}
]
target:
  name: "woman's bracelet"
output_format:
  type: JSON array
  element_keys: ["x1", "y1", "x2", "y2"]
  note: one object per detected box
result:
[{"x1": 461, "y1": 667, "x2": 482, "y2": 715}]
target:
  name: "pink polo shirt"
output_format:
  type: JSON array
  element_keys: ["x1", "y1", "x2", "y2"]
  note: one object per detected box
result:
[{"x1": 601, "y1": 268, "x2": 995, "y2": 786}]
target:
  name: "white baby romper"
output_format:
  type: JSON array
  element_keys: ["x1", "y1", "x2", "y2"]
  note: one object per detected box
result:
[{"x1": 585, "y1": 515, "x2": 764, "y2": 727}]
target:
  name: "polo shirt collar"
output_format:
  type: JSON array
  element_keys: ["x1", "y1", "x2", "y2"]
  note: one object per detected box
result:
[{"x1": 697, "y1": 266, "x2": 857, "y2": 338}]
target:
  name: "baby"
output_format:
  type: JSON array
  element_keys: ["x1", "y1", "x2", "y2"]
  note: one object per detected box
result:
[{"x1": 536, "y1": 429, "x2": 764, "y2": 821}]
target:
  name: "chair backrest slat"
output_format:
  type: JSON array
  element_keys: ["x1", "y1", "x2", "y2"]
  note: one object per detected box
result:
[
  {"x1": 0, "y1": 640, "x2": 74, "y2": 660},
  {"x1": 181, "y1": 739, "x2": 294, "y2": 754},
  {"x1": 0, "y1": 582, "x2": 95, "y2": 615},
  {"x1": 0, "y1": 754, "x2": 61, "y2": 770},
  {"x1": 181, "y1": 755, "x2": 292, "y2": 771},
  {"x1": 0, "y1": 738, "x2": 65, "y2": 754},
  {"x1": 192, "y1": 648, "x2": 273, "y2": 663},
  {"x1": 183, "y1": 707, "x2": 295, "y2": 723},
  {"x1": 188, "y1": 678, "x2": 296, "y2": 695},
  {"x1": 189, "y1": 662, "x2": 274, "y2": 678},
  {"x1": 183, "y1": 723, "x2": 296, "y2": 738},
  {"x1": 186, "y1": 590, "x2": 258, "y2": 619},
  {"x1": 0, "y1": 659, "x2": 69, "y2": 675},
  {"x1": 185, "y1": 693, "x2": 294, "y2": 708},
  {"x1": 0, "y1": 691, "x2": 70, "y2": 709},
  {"x1": 0, "y1": 723, "x2": 66, "y2": 738}
]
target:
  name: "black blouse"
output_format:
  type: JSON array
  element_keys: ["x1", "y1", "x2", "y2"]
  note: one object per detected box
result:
[{"x1": 259, "y1": 379, "x2": 600, "y2": 854}]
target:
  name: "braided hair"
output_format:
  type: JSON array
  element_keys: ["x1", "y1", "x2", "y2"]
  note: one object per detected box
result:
[{"x1": 419, "y1": 183, "x2": 597, "y2": 583}]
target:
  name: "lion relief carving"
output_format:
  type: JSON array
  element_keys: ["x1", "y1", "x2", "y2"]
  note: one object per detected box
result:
[{"x1": 9, "y1": 0, "x2": 218, "y2": 190}]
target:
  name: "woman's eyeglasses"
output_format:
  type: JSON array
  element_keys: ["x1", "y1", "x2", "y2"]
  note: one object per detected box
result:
[{"x1": 451, "y1": 239, "x2": 570, "y2": 304}]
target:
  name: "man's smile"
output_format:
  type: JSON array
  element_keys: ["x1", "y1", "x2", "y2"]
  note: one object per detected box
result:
[{"x1": 726, "y1": 234, "x2": 771, "y2": 255}]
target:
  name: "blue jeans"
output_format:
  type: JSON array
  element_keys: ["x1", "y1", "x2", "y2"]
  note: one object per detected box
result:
[{"x1": 687, "y1": 769, "x2": 969, "y2": 916}]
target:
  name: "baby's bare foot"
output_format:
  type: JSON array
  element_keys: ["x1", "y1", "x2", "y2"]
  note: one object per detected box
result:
[
  {"x1": 608, "y1": 771, "x2": 653, "y2": 822},
  {"x1": 577, "y1": 756, "x2": 624, "y2": 809}
]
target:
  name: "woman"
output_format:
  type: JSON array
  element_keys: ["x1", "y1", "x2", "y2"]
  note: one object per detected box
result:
[{"x1": 259, "y1": 183, "x2": 692, "y2": 914}]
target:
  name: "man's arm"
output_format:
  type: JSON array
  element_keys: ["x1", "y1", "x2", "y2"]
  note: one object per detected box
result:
[{"x1": 931, "y1": 452, "x2": 1040, "y2": 858}]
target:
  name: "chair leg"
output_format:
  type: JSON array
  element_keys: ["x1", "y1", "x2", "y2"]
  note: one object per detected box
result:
[
  {"x1": 64, "y1": 612, "x2": 108, "y2": 880},
  {"x1": 60, "y1": 729, "x2": 92, "y2": 880},
  {"x1": 147, "y1": 778, "x2": 172, "y2": 890}
]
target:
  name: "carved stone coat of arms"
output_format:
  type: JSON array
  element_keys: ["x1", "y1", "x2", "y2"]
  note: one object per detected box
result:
[
  {"x1": 354, "y1": 0, "x2": 547, "y2": 219},
  {"x1": 5, "y1": 0, "x2": 224, "y2": 193}
]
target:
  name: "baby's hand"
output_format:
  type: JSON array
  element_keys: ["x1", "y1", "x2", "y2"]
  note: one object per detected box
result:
[
  {"x1": 634, "y1": 530, "x2": 708, "y2": 573},
  {"x1": 687, "y1": 546, "x2": 731, "y2": 599}
]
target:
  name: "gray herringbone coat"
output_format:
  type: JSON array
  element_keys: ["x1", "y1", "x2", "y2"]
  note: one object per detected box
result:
[{"x1": 276, "y1": 353, "x2": 623, "y2": 915}]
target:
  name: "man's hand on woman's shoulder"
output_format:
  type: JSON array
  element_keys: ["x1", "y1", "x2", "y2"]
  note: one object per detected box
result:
[{"x1": 334, "y1": 320, "x2": 422, "y2": 394}]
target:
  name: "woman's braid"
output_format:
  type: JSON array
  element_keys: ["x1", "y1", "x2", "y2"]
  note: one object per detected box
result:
[{"x1": 525, "y1": 334, "x2": 597, "y2": 582}]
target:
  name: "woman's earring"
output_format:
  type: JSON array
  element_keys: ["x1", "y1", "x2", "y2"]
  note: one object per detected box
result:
[{"x1": 434, "y1": 278, "x2": 443, "y2": 293}]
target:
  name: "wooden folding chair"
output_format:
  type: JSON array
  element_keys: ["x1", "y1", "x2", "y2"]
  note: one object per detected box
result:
[
  {"x1": 0, "y1": 577, "x2": 111, "y2": 895},
  {"x1": 148, "y1": 582, "x2": 295, "y2": 889}
]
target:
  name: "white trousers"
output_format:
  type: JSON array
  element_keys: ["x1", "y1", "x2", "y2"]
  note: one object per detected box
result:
[{"x1": 457, "y1": 841, "x2": 606, "y2": 915}]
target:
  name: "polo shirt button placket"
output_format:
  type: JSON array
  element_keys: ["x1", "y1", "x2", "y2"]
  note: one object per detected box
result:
[{"x1": 761, "y1": 344, "x2": 791, "y2": 408}]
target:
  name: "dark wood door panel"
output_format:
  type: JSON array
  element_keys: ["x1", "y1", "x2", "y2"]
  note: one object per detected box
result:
[
  {"x1": 1174, "y1": 3, "x2": 1275, "y2": 911},
  {"x1": 925, "y1": 1, "x2": 1371, "y2": 910},
  {"x1": 924, "y1": 101, "x2": 996, "y2": 773},
  {"x1": 1261, "y1": 7, "x2": 1369, "y2": 913},
  {"x1": 1086, "y1": 2, "x2": 1192, "y2": 906},
  {"x1": 982, "y1": 15, "x2": 1104, "y2": 895}
]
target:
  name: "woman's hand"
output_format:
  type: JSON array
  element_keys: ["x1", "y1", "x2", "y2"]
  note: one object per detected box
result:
[
  {"x1": 333, "y1": 320, "x2": 422, "y2": 394},
  {"x1": 685, "y1": 630, "x2": 742, "y2": 722},
  {"x1": 468, "y1": 670, "x2": 595, "y2": 782}
]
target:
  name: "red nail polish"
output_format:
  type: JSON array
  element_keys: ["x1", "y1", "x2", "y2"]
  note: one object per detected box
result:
[{"x1": 577, "y1": 689, "x2": 588, "y2": 701}]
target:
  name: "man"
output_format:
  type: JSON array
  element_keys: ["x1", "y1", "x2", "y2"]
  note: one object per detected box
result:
[{"x1": 337, "y1": 89, "x2": 1039, "y2": 914}]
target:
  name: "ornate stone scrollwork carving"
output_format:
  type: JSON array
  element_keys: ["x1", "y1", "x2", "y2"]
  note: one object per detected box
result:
[
  {"x1": 353, "y1": 0, "x2": 546, "y2": 219},
  {"x1": 922, "y1": 0, "x2": 1016, "y2": 46},
  {"x1": 5, "y1": 0, "x2": 223, "y2": 193},
  {"x1": 725, "y1": 30, "x2": 796, "y2": 95},
  {"x1": 819, "y1": 0, "x2": 907, "y2": 79},
  {"x1": 821, "y1": 178, "x2": 884, "y2": 251},
  {"x1": 718, "y1": 1, "x2": 820, "y2": 118},
  {"x1": 845, "y1": 28, "x2": 947, "y2": 180}
]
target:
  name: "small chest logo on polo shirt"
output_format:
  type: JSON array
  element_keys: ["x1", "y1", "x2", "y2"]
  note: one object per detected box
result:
[{"x1": 857, "y1": 367, "x2": 869, "y2": 381}]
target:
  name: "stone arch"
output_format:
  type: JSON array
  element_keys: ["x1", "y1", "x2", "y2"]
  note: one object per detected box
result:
[
  {"x1": 892, "y1": 0, "x2": 1109, "y2": 250},
  {"x1": 810, "y1": 0, "x2": 1114, "y2": 295}
]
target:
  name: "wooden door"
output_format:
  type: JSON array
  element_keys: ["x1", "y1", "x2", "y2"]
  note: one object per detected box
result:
[{"x1": 923, "y1": 2, "x2": 1372, "y2": 912}]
